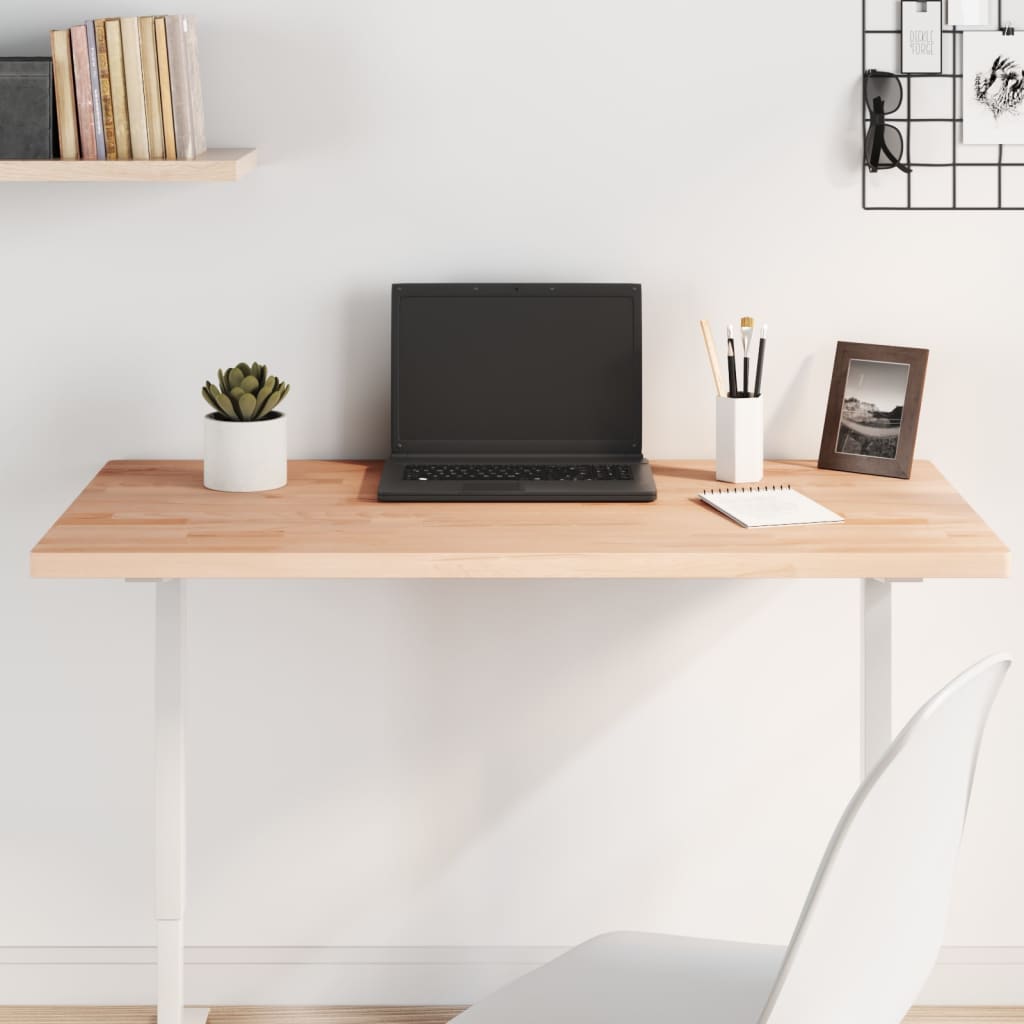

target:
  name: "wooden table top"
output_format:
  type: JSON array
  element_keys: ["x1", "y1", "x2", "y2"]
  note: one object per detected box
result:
[{"x1": 30, "y1": 460, "x2": 1010, "y2": 580}]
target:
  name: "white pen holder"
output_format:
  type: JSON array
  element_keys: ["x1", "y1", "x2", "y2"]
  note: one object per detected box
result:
[{"x1": 716, "y1": 396, "x2": 764, "y2": 483}]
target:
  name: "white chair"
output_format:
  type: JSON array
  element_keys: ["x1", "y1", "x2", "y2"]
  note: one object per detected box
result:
[{"x1": 452, "y1": 653, "x2": 1012, "y2": 1024}]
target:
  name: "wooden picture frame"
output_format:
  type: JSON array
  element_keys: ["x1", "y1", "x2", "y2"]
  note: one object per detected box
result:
[{"x1": 818, "y1": 341, "x2": 929, "y2": 479}]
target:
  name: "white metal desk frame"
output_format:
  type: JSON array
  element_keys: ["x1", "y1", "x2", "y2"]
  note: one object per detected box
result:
[{"x1": 138, "y1": 574, "x2": 912, "y2": 1024}]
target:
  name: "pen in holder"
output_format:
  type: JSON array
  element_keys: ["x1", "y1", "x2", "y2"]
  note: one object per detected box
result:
[{"x1": 716, "y1": 395, "x2": 764, "y2": 483}]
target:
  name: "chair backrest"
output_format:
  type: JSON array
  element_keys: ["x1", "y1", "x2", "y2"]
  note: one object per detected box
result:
[{"x1": 759, "y1": 654, "x2": 1011, "y2": 1024}]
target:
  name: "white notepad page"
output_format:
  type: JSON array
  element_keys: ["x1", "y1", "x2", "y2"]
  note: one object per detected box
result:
[{"x1": 699, "y1": 484, "x2": 844, "y2": 529}]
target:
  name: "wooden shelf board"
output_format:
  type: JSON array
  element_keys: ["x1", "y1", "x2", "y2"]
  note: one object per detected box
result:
[{"x1": 0, "y1": 147, "x2": 256, "y2": 182}]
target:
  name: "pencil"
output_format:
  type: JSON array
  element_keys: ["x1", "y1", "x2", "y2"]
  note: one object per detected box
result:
[{"x1": 699, "y1": 320, "x2": 726, "y2": 397}]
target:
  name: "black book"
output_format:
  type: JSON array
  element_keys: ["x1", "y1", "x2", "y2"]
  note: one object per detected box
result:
[{"x1": 0, "y1": 58, "x2": 58, "y2": 159}]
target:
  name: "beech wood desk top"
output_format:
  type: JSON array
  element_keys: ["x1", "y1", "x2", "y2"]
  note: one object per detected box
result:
[{"x1": 30, "y1": 460, "x2": 1009, "y2": 580}]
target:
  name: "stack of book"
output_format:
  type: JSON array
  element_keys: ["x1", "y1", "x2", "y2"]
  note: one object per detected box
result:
[{"x1": 50, "y1": 15, "x2": 206, "y2": 161}]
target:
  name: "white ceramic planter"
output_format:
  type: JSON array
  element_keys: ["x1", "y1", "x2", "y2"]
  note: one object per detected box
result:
[
  {"x1": 204, "y1": 412, "x2": 287, "y2": 492},
  {"x1": 716, "y1": 396, "x2": 763, "y2": 483}
]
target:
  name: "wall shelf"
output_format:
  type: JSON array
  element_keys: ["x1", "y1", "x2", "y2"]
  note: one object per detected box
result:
[{"x1": 0, "y1": 147, "x2": 256, "y2": 182}]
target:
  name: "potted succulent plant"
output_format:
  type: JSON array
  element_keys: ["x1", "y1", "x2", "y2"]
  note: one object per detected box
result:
[{"x1": 202, "y1": 362, "x2": 290, "y2": 492}]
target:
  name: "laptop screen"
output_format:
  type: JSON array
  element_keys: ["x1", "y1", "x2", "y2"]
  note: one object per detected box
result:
[{"x1": 392, "y1": 285, "x2": 641, "y2": 455}]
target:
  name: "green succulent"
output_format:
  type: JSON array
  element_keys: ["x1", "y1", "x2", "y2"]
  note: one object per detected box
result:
[{"x1": 202, "y1": 363, "x2": 290, "y2": 421}]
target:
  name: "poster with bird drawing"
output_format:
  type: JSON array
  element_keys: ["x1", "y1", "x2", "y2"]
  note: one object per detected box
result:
[{"x1": 964, "y1": 32, "x2": 1024, "y2": 143}]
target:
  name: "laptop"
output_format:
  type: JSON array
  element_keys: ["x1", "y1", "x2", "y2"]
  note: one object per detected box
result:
[{"x1": 377, "y1": 283, "x2": 657, "y2": 502}]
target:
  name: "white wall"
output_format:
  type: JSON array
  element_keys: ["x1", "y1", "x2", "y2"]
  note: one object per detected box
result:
[{"x1": 2, "y1": 0, "x2": 1023, "y2": 1005}]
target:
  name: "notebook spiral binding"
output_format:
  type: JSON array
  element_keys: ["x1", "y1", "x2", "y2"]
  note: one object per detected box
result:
[{"x1": 701, "y1": 484, "x2": 793, "y2": 495}]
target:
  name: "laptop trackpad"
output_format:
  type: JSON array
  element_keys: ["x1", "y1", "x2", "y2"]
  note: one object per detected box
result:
[{"x1": 461, "y1": 481, "x2": 525, "y2": 493}]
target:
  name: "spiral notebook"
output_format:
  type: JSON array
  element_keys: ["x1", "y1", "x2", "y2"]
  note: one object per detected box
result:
[{"x1": 699, "y1": 484, "x2": 844, "y2": 529}]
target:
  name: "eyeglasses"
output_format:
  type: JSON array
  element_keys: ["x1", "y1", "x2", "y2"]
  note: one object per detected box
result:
[{"x1": 864, "y1": 70, "x2": 911, "y2": 174}]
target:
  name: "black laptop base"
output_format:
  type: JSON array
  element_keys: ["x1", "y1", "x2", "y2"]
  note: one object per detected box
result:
[{"x1": 378, "y1": 458, "x2": 657, "y2": 502}]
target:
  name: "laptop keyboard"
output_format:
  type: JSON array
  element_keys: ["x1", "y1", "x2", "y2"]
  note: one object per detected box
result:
[{"x1": 403, "y1": 464, "x2": 634, "y2": 482}]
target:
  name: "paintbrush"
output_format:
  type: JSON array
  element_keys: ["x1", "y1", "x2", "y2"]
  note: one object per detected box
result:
[
  {"x1": 754, "y1": 324, "x2": 767, "y2": 397},
  {"x1": 740, "y1": 316, "x2": 755, "y2": 396},
  {"x1": 726, "y1": 325, "x2": 738, "y2": 398}
]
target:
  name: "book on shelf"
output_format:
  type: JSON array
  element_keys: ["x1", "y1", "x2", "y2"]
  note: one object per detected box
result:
[
  {"x1": 184, "y1": 15, "x2": 206, "y2": 156},
  {"x1": 49, "y1": 29, "x2": 79, "y2": 159},
  {"x1": 94, "y1": 20, "x2": 117, "y2": 159},
  {"x1": 42, "y1": 13, "x2": 207, "y2": 163},
  {"x1": 0, "y1": 59, "x2": 57, "y2": 159},
  {"x1": 119, "y1": 17, "x2": 150, "y2": 160},
  {"x1": 84, "y1": 22, "x2": 106, "y2": 158},
  {"x1": 154, "y1": 17, "x2": 176, "y2": 159},
  {"x1": 70, "y1": 26, "x2": 98, "y2": 160},
  {"x1": 163, "y1": 14, "x2": 205, "y2": 159},
  {"x1": 104, "y1": 18, "x2": 132, "y2": 159},
  {"x1": 139, "y1": 17, "x2": 165, "y2": 158}
]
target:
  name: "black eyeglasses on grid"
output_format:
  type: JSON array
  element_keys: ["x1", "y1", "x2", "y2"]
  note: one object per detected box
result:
[{"x1": 864, "y1": 69, "x2": 912, "y2": 174}]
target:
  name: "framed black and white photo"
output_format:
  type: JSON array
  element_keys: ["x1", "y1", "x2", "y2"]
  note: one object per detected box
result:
[
  {"x1": 963, "y1": 31, "x2": 1024, "y2": 144},
  {"x1": 818, "y1": 342, "x2": 929, "y2": 479}
]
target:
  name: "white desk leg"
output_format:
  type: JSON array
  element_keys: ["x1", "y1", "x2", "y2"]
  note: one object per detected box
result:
[
  {"x1": 153, "y1": 579, "x2": 210, "y2": 1024},
  {"x1": 860, "y1": 578, "x2": 893, "y2": 779}
]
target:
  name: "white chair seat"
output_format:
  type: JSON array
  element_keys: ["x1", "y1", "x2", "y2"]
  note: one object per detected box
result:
[
  {"x1": 453, "y1": 931, "x2": 786, "y2": 1024},
  {"x1": 453, "y1": 657, "x2": 1012, "y2": 1024}
]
